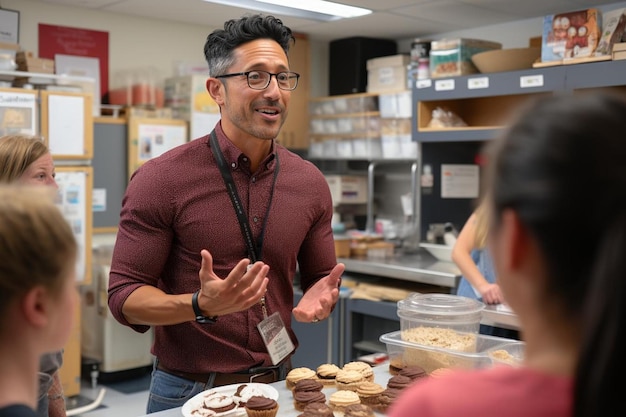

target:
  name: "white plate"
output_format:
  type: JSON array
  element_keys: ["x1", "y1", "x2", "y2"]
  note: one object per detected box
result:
[
  {"x1": 419, "y1": 242, "x2": 453, "y2": 262},
  {"x1": 181, "y1": 383, "x2": 279, "y2": 417}
]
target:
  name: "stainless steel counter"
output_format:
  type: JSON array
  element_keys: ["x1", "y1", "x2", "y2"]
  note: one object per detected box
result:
[
  {"x1": 338, "y1": 248, "x2": 461, "y2": 289},
  {"x1": 481, "y1": 304, "x2": 520, "y2": 331},
  {"x1": 338, "y1": 249, "x2": 520, "y2": 331}
]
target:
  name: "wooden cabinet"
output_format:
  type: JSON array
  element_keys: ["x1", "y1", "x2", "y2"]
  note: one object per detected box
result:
[{"x1": 277, "y1": 33, "x2": 310, "y2": 150}]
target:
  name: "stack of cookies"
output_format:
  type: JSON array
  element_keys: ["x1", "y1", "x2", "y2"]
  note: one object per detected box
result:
[
  {"x1": 285, "y1": 360, "x2": 418, "y2": 415},
  {"x1": 292, "y1": 379, "x2": 326, "y2": 411}
]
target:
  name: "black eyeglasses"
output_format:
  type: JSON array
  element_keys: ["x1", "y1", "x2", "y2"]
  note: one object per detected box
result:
[{"x1": 216, "y1": 70, "x2": 300, "y2": 91}]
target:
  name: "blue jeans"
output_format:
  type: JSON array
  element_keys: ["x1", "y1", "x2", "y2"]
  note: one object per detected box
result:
[{"x1": 147, "y1": 361, "x2": 210, "y2": 414}]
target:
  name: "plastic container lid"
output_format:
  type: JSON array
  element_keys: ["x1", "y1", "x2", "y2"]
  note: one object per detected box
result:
[{"x1": 397, "y1": 293, "x2": 484, "y2": 317}]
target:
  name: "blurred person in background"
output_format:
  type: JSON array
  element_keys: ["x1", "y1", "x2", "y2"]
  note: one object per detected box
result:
[
  {"x1": 0, "y1": 185, "x2": 77, "y2": 417},
  {"x1": 453, "y1": 198, "x2": 519, "y2": 339},
  {"x1": 0, "y1": 134, "x2": 67, "y2": 417}
]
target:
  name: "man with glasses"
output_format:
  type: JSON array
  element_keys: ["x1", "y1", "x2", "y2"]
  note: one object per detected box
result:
[{"x1": 108, "y1": 14, "x2": 344, "y2": 414}]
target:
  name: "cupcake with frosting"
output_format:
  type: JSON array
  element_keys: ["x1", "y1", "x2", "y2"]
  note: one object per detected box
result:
[
  {"x1": 398, "y1": 365, "x2": 427, "y2": 381},
  {"x1": 286, "y1": 367, "x2": 318, "y2": 390},
  {"x1": 335, "y1": 369, "x2": 365, "y2": 392},
  {"x1": 356, "y1": 381, "x2": 385, "y2": 406},
  {"x1": 386, "y1": 375, "x2": 412, "y2": 391},
  {"x1": 328, "y1": 390, "x2": 361, "y2": 414},
  {"x1": 342, "y1": 361, "x2": 374, "y2": 382},
  {"x1": 370, "y1": 388, "x2": 401, "y2": 414},
  {"x1": 293, "y1": 391, "x2": 326, "y2": 412},
  {"x1": 296, "y1": 402, "x2": 334, "y2": 417},
  {"x1": 244, "y1": 395, "x2": 279, "y2": 417},
  {"x1": 344, "y1": 403, "x2": 375, "y2": 417},
  {"x1": 315, "y1": 363, "x2": 340, "y2": 386}
]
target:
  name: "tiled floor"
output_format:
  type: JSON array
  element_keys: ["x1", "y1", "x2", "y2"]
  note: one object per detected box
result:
[{"x1": 66, "y1": 370, "x2": 151, "y2": 417}]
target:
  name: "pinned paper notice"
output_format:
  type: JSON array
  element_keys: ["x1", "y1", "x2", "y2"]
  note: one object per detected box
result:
[{"x1": 441, "y1": 164, "x2": 479, "y2": 199}]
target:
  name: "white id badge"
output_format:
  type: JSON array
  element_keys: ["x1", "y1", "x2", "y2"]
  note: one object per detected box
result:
[{"x1": 257, "y1": 311, "x2": 295, "y2": 365}]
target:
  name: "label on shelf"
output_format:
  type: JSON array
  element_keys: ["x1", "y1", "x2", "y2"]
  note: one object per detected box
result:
[
  {"x1": 520, "y1": 74, "x2": 544, "y2": 88},
  {"x1": 434, "y1": 79, "x2": 455, "y2": 91},
  {"x1": 467, "y1": 77, "x2": 489, "y2": 90},
  {"x1": 416, "y1": 79, "x2": 432, "y2": 89}
]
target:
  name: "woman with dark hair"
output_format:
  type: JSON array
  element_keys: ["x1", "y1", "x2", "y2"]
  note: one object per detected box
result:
[{"x1": 389, "y1": 92, "x2": 626, "y2": 417}]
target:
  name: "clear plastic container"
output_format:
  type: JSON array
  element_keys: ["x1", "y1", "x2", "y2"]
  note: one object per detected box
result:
[
  {"x1": 381, "y1": 330, "x2": 523, "y2": 373},
  {"x1": 397, "y1": 293, "x2": 484, "y2": 334}
]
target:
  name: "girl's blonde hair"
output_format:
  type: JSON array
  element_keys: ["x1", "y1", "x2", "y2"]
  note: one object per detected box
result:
[
  {"x1": 0, "y1": 186, "x2": 76, "y2": 328},
  {"x1": 0, "y1": 134, "x2": 49, "y2": 183},
  {"x1": 474, "y1": 198, "x2": 490, "y2": 249}
]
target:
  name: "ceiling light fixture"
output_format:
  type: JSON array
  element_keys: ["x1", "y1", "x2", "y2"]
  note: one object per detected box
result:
[{"x1": 201, "y1": 0, "x2": 372, "y2": 22}]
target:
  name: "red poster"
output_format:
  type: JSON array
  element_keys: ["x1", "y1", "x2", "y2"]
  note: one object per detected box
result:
[{"x1": 38, "y1": 24, "x2": 109, "y2": 100}]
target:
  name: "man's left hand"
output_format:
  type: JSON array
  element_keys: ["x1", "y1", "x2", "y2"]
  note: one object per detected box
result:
[{"x1": 292, "y1": 263, "x2": 345, "y2": 323}]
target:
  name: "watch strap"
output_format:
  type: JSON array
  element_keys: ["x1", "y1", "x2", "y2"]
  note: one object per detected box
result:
[{"x1": 192, "y1": 290, "x2": 218, "y2": 324}]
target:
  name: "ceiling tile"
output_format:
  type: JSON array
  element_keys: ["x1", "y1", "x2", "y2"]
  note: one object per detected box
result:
[
  {"x1": 395, "y1": 0, "x2": 520, "y2": 28},
  {"x1": 457, "y1": 0, "x2": 579, "y2": 16}
]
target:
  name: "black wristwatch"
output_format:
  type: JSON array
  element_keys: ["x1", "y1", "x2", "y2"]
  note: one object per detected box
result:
[{"x1": 192, "y1": 290, "x2": 218, "y2": 324}]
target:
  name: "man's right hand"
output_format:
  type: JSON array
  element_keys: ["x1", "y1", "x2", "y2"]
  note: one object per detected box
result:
[{"x1": 195, "y1": 249, "x2": 270, "y2": 318}]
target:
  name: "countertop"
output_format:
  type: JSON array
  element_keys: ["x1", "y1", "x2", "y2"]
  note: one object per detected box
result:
[
  {"x1": 138, "y1": 364, "x2": 394, "y2": 417},
  {"x1": 338, "y1": 248, "x2": 461, "y2": 289},
  {"x1": 338, "y1": 250, "x2": 519, "y2": 331}
]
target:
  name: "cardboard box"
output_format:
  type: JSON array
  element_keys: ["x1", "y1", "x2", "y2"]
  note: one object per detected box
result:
[
  {"x1": 541, "y1": 8, "x2": 601, "y2": 63},
  {"x1": 429, "y1": 38, "x2": 501, "y2": 78},
  {"x1": 595, "y1": 8, "x2": 626, "y2": 56},
  {"x1": 325, "y1": 175, "x2": 368, "y2": 205},
  {"x1": 366, "y1": 54, "x2": 410, "y2": 93},
  {"x1": 0, "y1": 42, "x2": 20, "y2": 51},
  {"x1": 16, "y1": 51, "x2": 55, "y2": 73},
  {"x1": 611, "y1": 41, "x2": 626, "y2": 60}
]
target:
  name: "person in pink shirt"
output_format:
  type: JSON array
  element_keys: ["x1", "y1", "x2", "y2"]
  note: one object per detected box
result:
[{"x1": 389, "y1": 92, "x2": 626, "y2": 417}]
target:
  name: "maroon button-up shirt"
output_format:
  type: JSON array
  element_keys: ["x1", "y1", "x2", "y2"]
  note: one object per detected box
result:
[{"x1": 108, "y1": 123, "x2": 337, "y2": 373}]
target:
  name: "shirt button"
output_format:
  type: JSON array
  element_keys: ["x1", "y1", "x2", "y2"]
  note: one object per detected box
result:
[
  {"x1": 253, "y1": 216, "x2": 259, "y2": 223},
  {"x1": 252, "y1": 177, "x2": 256, "y2": 183},
  {"x1": 243, "y1": 157, "x2": 248, "y2": 162},
  {"x1": 231, "y1": 162, "x2": 237, "y2": 168}
]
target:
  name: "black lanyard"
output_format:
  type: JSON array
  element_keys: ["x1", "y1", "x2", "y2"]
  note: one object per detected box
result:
[{"x1": 209, "y1": 130, "x2": 279, "y2": 262}]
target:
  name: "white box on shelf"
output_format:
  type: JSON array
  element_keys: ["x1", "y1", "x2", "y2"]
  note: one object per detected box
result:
[
  {"x1": 366, "y1": 54, "x2": 411, "y2": 93},
  {"x1": 353, "y1": 137, "x2": 382, "y2": 159},
  {"x1": 399, "y1": 135, "x2": 417, "y2": 159},
  {"x1": 322, "y1": 138, "x2": 338, "y2": 157},
  {"x1": 336, "y1": 139, "x2": 353, "y2": 158},
  {"x1": 379, "y1": 90, "x2": 412, "y2": 118},
  {"x1": 382, "y1": 134, "x2": 402, "y2": 159},
  {"x1": 325, "y1": 175, "x2": 368, "y2": 205}
]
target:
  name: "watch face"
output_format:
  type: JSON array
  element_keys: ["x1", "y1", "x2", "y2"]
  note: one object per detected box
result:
[{"x1": 196, "y1": 315, "x2": 218, "y2": 324}]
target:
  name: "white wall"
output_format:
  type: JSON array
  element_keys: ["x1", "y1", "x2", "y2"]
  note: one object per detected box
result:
[{"x1": 5, "y1": 0, "x2": 212, "y2": 87}]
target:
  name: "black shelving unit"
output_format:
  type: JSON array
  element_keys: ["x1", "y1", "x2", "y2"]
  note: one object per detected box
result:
[{"x1": 344, "y1": 298, "x2": 400, "y2": 362}]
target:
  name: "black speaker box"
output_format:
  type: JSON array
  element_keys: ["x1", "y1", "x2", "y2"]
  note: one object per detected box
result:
[{"x1": 329, "y1": 37, "x2": 397, "y2": 96}]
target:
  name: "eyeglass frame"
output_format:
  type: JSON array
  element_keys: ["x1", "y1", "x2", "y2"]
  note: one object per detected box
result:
[{"x1": 215, "y1": 70, "x2": 300, "y2": 91}]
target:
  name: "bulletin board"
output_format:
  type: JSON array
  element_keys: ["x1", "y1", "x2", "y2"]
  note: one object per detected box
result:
[
  {"x1": 92, "y1": 119, "x2": 127, "y2": 233},
  {"x1": 40, "y1": 91, "x2": 94, "y2": 159},
  {"x1": 55, "y1": 166, "x2": 93, "y2": 286},
  {"x1": 0, "y1": 88, "x2": 39, "y2": 136},
  {"x1": 128, "y1": 117, "x2": 188, "y2": 178}
]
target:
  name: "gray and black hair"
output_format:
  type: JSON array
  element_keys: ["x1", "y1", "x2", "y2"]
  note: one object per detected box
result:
[{"x1": 204, "y1": 14, "x2": 295, "y2": 77}]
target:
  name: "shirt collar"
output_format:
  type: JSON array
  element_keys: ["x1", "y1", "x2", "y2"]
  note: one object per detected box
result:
[{"x1": 212, "y1": 122, "x2": 277, "y2": 172}]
